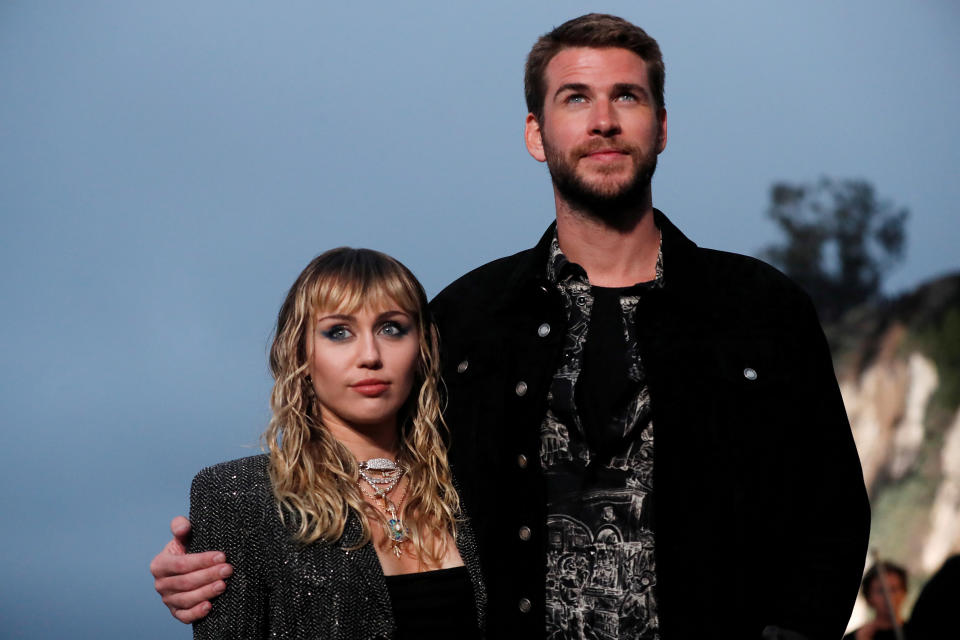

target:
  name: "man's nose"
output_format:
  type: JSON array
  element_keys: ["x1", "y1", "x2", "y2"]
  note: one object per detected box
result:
[{"x1": 590, "y1": 100, "x2": 621, "y2": 136}]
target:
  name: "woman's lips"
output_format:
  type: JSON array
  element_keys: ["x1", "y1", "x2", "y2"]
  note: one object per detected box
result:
[{"x1": 351, "y1": 380, "x2": 390, "y2": 396}]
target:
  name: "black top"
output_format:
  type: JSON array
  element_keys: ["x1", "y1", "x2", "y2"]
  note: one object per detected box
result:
[{"x1": 385, "y1": 566, "x2": 481, "y2": 639}]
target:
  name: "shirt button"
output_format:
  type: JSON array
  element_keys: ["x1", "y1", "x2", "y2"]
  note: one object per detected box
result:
[
  {"x1": 743, "y1": 367, "x2": 757, "y2": 381},
  {"x1": 537, "y1": 323, "x2": 551, "y2": 338},
  {"x1": 517, "y1": 454, "x2": 528, "y2": 468},
  {"x1": 515, "y1": 381, "x2": 528, "y2": 396},
  {"x1": 518, "y1": 598, "x2": 532, "y2": 613},
  {"x1": 456, "y1": 360, "x2": 469, "y2": 374},
  {"x1": 518, "y1": 526, "x2": 531, "y2": 541}
]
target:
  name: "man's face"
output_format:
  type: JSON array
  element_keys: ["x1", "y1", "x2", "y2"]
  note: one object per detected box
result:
[
  {"x1": 866, "y1": 571, "x2": 906, "y2": 622},
  {"x1": 525, "y1": 47, "x2": 667, "y2": 219}
]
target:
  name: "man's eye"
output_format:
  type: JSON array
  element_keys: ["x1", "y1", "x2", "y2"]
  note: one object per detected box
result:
[
  {"x1": 322, "y1": 325, "x2": 353, "y2": 341},
  {"x1": 566, "y1": 94, "x2": 586, "y2": 104},
  {"x1": 380, "y1": 322, "x2": 409, "y2": 338},
  {"x1": 616, "y1": 93, "x2": 638, "y2": 102}
]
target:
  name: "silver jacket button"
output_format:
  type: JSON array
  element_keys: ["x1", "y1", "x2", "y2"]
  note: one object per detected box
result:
[
  {"x1": 515, "y1": 381, "x2": 528, "y2": 396},
  {"x1": 518, "y1": 598, "x2": 532, "y2": 613},
  {"x1": 457, "y1": 360, "x2": 469, "y2": 374},
  {"x1": 518, "y1": 526, "x2": 531, "y2": 541},
  {"x1": 537, "y1": 323, "x2": 551, "y2": 338},
  {"x1": 743, "y1": 367, "x2": 757, "y2": 380}
]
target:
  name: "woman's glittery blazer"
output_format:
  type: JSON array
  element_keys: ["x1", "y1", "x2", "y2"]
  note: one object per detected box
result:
[{"x1": 188, "y1": 454, "x2": 487, "y2": 639}]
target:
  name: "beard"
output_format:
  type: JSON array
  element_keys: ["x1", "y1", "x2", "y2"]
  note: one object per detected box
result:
[{"x1": 543, "y1": 135, "x2": 658, "y2": 231}]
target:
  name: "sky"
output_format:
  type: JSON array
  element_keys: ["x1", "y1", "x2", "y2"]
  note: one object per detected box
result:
[{"x1": 1, "y1": 1, "x2": 958, "y2": 637}]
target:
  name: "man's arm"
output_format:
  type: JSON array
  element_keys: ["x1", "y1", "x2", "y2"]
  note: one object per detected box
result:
[
  {"x1": 150, "y1": 516, "x2": 233, "y2": 623},
  {"x1": 771, "y1": 294, "x2": 871, "y2": 638}
]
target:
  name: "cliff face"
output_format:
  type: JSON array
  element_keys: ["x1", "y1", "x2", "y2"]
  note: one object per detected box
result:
[{"x1": 828, "y1": 272, "x2": 960, "y2": 622}]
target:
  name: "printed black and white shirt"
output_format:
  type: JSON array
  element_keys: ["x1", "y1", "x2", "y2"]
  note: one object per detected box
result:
[{"x1": 541, "y1": 230, "x2": 663, "y2": 640}]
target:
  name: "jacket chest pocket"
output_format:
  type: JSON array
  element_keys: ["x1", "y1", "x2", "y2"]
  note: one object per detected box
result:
[
  {"x1": 707, "y1": 338, "x2": 799, "y2": 457},
  {"x1": 655, "y1": 337, "x2": 795, "y2": 448}
]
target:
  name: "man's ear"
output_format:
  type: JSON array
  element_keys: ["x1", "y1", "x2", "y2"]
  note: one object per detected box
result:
[
  {"x1": 656, "y1": 108, "x2": 668, "y2": 154},
  {"x1": 525, "y1": 113, "x2": 547, "y2": 162}
]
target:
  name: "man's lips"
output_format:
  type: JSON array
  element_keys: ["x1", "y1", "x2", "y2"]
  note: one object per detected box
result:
[
  {"x1": 351, "y1": 379, "x2": 391, "y2": 396},
  {"x1": 583, "y1": 148, "x2": 629, "y2": 161}
]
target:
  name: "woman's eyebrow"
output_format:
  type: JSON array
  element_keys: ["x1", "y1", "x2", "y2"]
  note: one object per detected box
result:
[
  {"x1": 376, "y1": 310, "x2": 412, "y2": 321},
  {"x1": 316, "y1": 313, "x2": 355, "y2": 322}
]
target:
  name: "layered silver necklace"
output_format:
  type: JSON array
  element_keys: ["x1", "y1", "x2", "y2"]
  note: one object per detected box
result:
[{"x1": 357, "y1": 458, "x2": 410, "y2": 557}]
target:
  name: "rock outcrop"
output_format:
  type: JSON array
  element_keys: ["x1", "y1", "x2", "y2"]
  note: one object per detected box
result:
[{"x1": 829, "y1": 272, "x2": 960, "y2": 624}]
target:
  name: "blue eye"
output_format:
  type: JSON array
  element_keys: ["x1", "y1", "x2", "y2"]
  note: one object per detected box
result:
[
  {"x1": 321, "y1": 325, "x2": 353, "y2": 341},
  {"x1": 615, "y1": 93, "x2": 637, "y2": 102},
  {"x1": 380, "y1": 322, "x2": 409, "y2": 338}
]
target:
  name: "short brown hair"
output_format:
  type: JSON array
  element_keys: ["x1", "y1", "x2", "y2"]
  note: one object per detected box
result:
[
  {"x1": 862, "y1": 561, "x2": 908, "y2": 598},
  {"x1": 524, "y1": 13, "x2": 665, "y2": 122}
]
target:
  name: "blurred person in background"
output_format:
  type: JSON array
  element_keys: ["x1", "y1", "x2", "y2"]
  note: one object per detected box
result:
[{"x1": 843, "y1": 561, "x2": 908, "y2": 640}]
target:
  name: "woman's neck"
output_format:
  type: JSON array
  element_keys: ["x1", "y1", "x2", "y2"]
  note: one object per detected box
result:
[{"x1": 323, "y1": 414, "x2": 400, "y2": 462}]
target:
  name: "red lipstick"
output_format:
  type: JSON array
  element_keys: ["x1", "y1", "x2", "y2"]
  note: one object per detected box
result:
[{"x1": 351, "y1": 379, "x2": 390, "y2": 396}]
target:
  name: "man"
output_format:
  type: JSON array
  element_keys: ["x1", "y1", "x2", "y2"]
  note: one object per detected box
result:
[
  {"x1": 843, "y1": 562, "x2": 908, "y2": 640},
  {"x1": 152, "y1": 14, "x2": 870, "y2": 638}
]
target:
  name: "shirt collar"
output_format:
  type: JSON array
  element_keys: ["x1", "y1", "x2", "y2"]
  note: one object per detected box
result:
[{"x1": 545, "y1": 225, "x2": 665, "y2": 289}]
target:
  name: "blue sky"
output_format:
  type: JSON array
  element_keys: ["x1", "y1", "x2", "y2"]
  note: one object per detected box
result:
[{"x1": 1, "y1": 2, "x2": 957, "y2": 637}]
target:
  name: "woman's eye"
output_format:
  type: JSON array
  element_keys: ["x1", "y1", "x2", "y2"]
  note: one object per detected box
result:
[
  {"x1": 321, "y1": 325, "x2": 353, "y2": 341},
  {"x1": 380, "y1": 322, "x2": 409, "y2": 338}
]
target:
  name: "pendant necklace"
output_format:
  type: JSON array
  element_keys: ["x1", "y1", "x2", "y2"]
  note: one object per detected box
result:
[{"x1": 357, "y1": 458, "x2": 410, "y2": 557}]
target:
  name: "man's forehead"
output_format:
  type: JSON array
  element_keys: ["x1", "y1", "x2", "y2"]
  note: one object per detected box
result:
[
  {"x1": 544, "y1": 46, "x2": 650, "y2": 90},
  {"x1": 870, "y1": 571, "x2": 906, "y2": 591}
]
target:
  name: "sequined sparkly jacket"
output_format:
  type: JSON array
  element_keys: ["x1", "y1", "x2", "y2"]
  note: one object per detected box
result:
[
  {"x1": 431, "y1": 210, "x2": 871, "y2": 640},
  {"x1": 188, "y1": 454, "x2": 486, "y2": 639}
]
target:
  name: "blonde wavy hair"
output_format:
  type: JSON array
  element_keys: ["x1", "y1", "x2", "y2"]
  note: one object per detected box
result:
[{"x1": 263, "y1": 247, "x2": 459, "y2": 563}]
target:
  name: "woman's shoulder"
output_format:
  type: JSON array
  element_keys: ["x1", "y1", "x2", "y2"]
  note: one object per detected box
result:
[{"x1": 191, "y1": 454, "x2": 272, "y2": 506}]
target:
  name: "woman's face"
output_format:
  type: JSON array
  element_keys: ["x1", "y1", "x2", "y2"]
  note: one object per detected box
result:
[{"x1": 306, "y1": 301, "x2": 420, "y2": 435}]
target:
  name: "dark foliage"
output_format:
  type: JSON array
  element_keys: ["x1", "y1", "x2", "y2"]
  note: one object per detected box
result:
[{"x1": 761, "y1": 178, "x2": 908, "y2": 323}]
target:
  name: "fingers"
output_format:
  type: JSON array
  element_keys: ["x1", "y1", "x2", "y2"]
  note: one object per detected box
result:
[
  {"x1": 171, "y1": 600, "x2": 213, "y2": 624},
  {"x1": 170, "y1": 516, "x2": 192, "y2": 543},
  {"x1": 151, "y1": 515, "x2": 226, "y2": 625},
  {"x1": 151, "y1": 550, "x2": 229, "y2": 579},
  {"x1": 161, "y1": 571, "x2": 230, "y2": 612}
]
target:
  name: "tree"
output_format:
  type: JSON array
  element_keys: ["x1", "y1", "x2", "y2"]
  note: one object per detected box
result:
[{"x1": 760, "y1": 177, "x2": 908, "y2": 323}]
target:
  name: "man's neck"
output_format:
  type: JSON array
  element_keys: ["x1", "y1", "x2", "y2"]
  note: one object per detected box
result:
[
  {"x1": 554, "y1": 196, "x2": 660, "y2": 288},
  {"x1": 873, "y1": 612, "x2": 901, "y2": 630}
]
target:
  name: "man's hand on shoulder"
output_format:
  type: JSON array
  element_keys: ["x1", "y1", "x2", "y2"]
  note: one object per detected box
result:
[{"x1": 150, "y1": 516, "x2": 233, "y2": 623}]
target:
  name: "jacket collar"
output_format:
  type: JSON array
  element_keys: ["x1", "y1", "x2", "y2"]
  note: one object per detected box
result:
[{"x1": 498, "y1": 208, "x2": 699, "y2": 306}]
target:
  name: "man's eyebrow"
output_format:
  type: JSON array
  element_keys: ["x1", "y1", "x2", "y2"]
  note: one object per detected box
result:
[
  {"x1": 553, "y1": 82, "x2": 590, "y2": 100},
  {"x1": 612, "y1": 82, "x2": 649, "y2": 97}
]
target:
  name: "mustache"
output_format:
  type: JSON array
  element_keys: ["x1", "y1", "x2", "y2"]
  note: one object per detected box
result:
[{"x1": 573, "y1": 141, "x2": 640, "y2": 157}]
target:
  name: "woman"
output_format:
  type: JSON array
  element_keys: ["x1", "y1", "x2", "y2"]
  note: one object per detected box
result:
[{"x1": 188, "y1": 248, "x2": 485, "y2": 639}]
